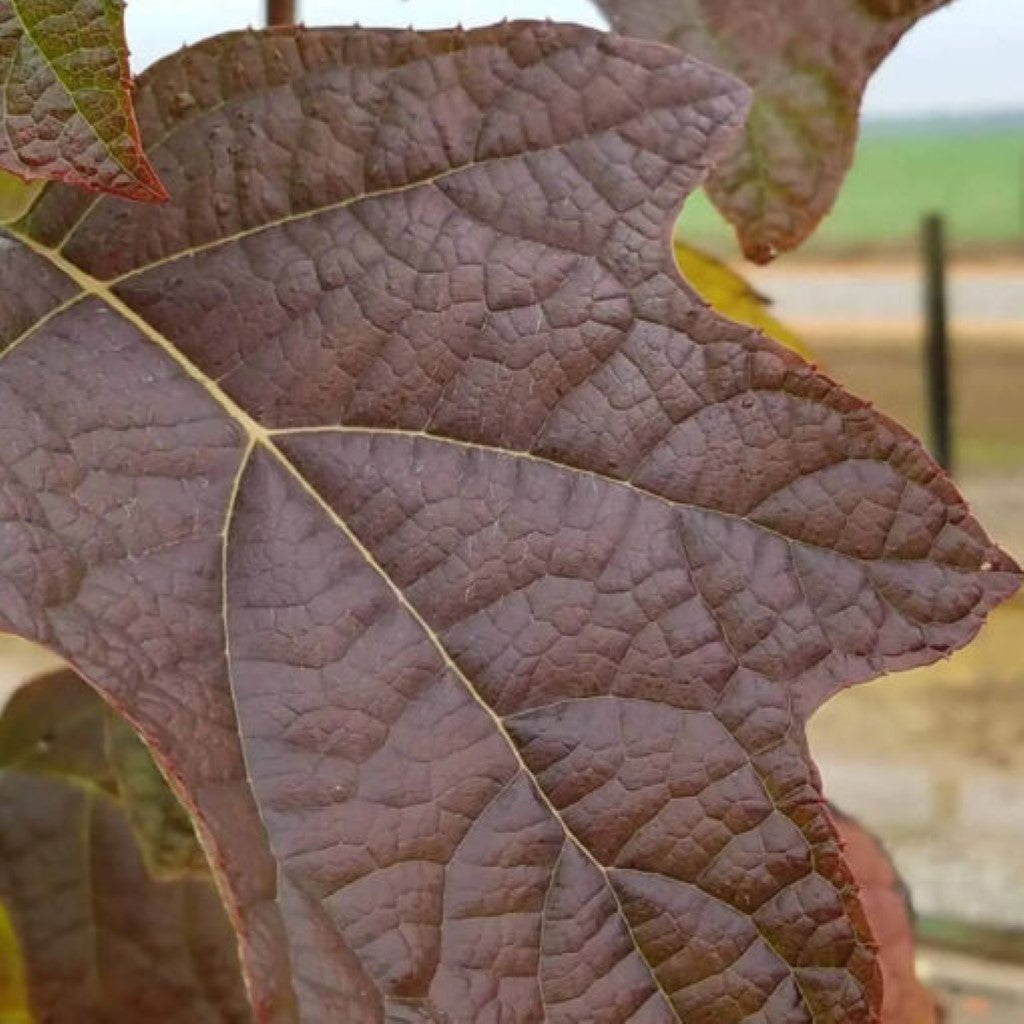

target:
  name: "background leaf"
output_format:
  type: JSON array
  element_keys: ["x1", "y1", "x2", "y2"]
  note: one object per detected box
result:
[
  {"x1": 673, "y1": 239, "x2": 809, "y2": 356},
  {"x1": 594, "y1": 0, "x2": 950, "y2": 261},
  {"x1": 0, "y1": 22, "x2": 1017, "y2": 1023},
  {"x1": 833, "y1": 808, "x2": 942, "y2": 1024},
  {"x1": 0, "y1": 669, "x2": 252, "y2": 1023},
  {"x1": 0, "y1": 0, "x2": 167, "y2": 202},
  {"x1": 105, "y1": 715, "x2": 211, "y2": 880},
  {"x1": 0, "y1": 903, "x2": 30, "y2": 1024},
  {"x1": 0, "y1": 172, "x2": 42, "y2": 226}
]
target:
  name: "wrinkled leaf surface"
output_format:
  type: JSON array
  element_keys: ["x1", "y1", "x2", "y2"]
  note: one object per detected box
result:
[
  {"x1": 594, "y1": 0, "x2": 950, "y2": 261},
  {"x1": 0, "y1": 0, "x2": 166, "y2": 201},
  {"x1": 0, "y1": 670, "x2": 252, "y2": 1023},
  {"x1": 0, "y1": 21, "x2": 1017, "y2": 1023}
]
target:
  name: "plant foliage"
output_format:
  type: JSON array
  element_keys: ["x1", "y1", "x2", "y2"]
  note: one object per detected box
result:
[
  {"x1": 833, "y1": 809, "x2": 940, "y2": 1024},
  {"x1": 673, "y1": 240, "x2": 809, "y2": 356},
  {"x1": 593, "y1": 0, "x2": 951, "y2": 261},
  {"x1": 0, "y1": 0, "x2": 166, "y2": 201},
  {"x1": 0, "y1": 670, "x2": 251, "y2": 1022},
  {"x1": 0, "y1": 19, "x2": 1017, "y2": 1024}
]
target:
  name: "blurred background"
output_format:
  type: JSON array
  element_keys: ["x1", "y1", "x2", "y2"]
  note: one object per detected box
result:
[{"x1": 3, "y1": 1, "x2": 1023, "y2": 1019}]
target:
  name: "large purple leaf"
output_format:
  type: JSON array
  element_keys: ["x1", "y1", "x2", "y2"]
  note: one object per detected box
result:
[
  {"x1": 0, "y1": 21, "x2": 1017, "y2": 1023},
  {"x1": 592, "y1": 0, "x2": 951, "y2": 261}
]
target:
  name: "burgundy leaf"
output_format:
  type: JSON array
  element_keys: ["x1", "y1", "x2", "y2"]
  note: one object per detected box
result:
[
  {"x1": 833, "y1": 809, "x2": 941, "y2": 1024},
  {"x1": 0, "y1": 0, "x2": 167, "y2": 202},
  {"x1": 0, "y1": 669, "x2": 252, "y2": 1022},
  {"x1": 0, "y1": 22, "x2": 1017, "y2": 1023},
  {"x1": 592, "y1": 0, "x2": 951, "y2": 261}
]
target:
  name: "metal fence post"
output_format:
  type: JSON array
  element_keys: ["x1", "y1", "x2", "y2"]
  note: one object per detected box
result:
[{"x1": 922, "y1": 212, "x2": 953, "y2": 475}]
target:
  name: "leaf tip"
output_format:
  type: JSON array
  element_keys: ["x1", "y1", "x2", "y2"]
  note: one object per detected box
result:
[{"x1": 743, "y1": 236, "x2": 779, "y2": 265}]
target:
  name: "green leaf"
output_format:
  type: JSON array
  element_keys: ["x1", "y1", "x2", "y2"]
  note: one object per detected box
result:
[
  {"x1": 0, "y1": 172, "x2": 42, "y2": 225},
  {"x1": 0, "y1": 0, "x2": 167, "y2": 202},
  {"x1": 0, "y1": 903, "x2": 30, "y2": 1024},
  {"x1": 105, "y1": 715, "x2": 209, "y2": 879}
]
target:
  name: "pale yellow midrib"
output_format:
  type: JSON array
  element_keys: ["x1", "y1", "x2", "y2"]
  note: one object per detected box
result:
[
  {"x1": 258, "y1": 391, "x2": 683, "y2": 1020},
  {"x1": 8, "y1": 228, "x2": 683, "y2": 1021},
  {"x1": 11, "y1": 230, "x2": 270, "y2": 442},
  {"x1": 9, "y1": 229, "x2": 1009, "y2": 600}
]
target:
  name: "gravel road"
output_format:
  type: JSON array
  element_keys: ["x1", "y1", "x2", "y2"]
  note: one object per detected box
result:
[{"x1": 747, "y1": 263, "x2": 1024, "y2": 327}]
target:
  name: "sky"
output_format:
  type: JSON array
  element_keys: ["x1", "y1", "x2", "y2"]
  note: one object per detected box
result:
[{"x1": 125, "y1": 0, "x2": 1024, "y2": 119}]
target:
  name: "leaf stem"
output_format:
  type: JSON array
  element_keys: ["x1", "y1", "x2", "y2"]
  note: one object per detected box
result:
[{"x1": 267, "y1": 0, "x2": 297, "y2": 25}]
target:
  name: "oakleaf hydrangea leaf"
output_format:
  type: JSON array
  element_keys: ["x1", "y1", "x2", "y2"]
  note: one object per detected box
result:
[
  {"x1": 594, "y1": 0, "x2": 950, "y2": 261},
  {"x1": 0, "y1": 22, "x2": 1017, "y2": 1022},
  {"x1": 0, "y1": 670, "x2": 251, "y2": 1023},
  {"x1": 673, "y1": 239, "x2": 809, "y2": 356},
  {"x1": 833, "y1": 809, "x2": 941, "y2": 1024},
  {"x1": 0, "y1": 0, "x2": 167, "y2": 202}
]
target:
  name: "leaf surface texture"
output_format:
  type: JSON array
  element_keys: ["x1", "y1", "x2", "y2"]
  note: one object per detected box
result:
[
  {"x1": 0, "y1": 22, "x2": 1017, "y2": 1023},
  {"x1": 673, "y1": 240, "x2": 808, "y2": 356},
  {"x1": 0, "y1": 0, "x2": 166, "y2": 200}
]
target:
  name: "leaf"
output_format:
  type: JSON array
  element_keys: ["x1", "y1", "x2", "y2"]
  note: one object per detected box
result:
[
  {"x1": 0, "y1": 21, "x2": 1017, "y2": 1023},
  {"x1": 673, "y1": 239, "x2": 809, "y2": 357},
  {"x1": 0, "y1": 0, "x2": 167, "y2": 202},
  {"x1": 593, "y1": 0, "x2": 950, "y2": 261},
  {"x1": 0, "y1": 669, "x2": 252, "y2": 1022},
  {"x1": 833, "y1": 809, "x2": 941, "y2": 1024},
  {"x1": 0, "y1": 903, "x2": 30, "y2": 1024},
  {"x1": 0, "y1": 172, "x2": 42, "y2": 226},
  {"x1": 106, "y1": 714, "x2": 211, "y2": 879}
]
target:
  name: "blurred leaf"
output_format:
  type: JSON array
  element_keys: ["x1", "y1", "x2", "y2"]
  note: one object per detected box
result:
[
  {"x1": 105, "y1": 717, "x2": 209, "y2": 880},
  {"x1": 0, "y1": 174, "x2": 43, "y2": 226},
  {"x1": 0, "y1": 0, "x2": 167, "y2": 202},
  {"x1": 0, "y1": 666, "x2": 113, "y2": 784},
  {"x1": 0, "y1": 670, "x2": 251, "y2": 1023},
  {"x1": 834, "y1": 807, "x2": 942, "y2": 1024},
  {"x1": 596, "y1": 0, "x2": 951, "y2": 261}
]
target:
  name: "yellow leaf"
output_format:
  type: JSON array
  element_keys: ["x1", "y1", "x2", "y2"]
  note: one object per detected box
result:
[
  {"x1": 0, "y1": 173, "x2": 43, "y2": 227},
  {"x1": 674, "y1": 239, "x2": 809, "y2": 359},
  {"x1": 0, "y1": 903, "x2": 31, "y2": 1024}
]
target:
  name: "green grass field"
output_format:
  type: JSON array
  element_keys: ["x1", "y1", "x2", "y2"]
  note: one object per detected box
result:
[{"x1": 678, "y1": 116, "x2": 1024, "y2": 258}]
